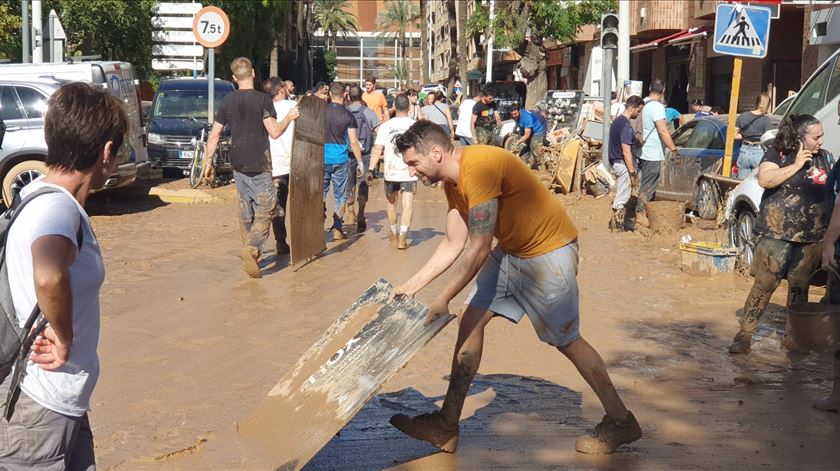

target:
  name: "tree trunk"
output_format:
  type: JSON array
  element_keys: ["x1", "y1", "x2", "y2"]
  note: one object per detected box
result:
[
  {"x1": 296, "y1": 0, "x2": 311, "y2": 88},
  {"x1": 457, "y1": 0, "x2": 468, "y2": 90},
  {"x1": 270, "y1": 39, "x2": 279, "y2": 77},
  {"x1": 419, "y1": 0, "x2": 428, "y2": 85},
  {"x1": 405, "y1": 31, "x2": 413, "y2": 89},
  {"x1": 446, "y1": 0, "x2": 458, "y2": 86},
  {"x1": 518, "y1": 41, "x2": 547, "y2": 109}
]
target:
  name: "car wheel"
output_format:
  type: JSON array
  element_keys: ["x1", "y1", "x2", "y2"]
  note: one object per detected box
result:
[
  {"x1": 2, "y1": 160, "x2": 48, "y2": 207},
  {"x1": 695, "y1": 178, "x2": 719, "y2": 220},
  {"x1": 502, "y1": 134, "x2": 517, "y2": 152},
  {"x1": 733, "y1": 207, "x2": 756, "y2": 269}
]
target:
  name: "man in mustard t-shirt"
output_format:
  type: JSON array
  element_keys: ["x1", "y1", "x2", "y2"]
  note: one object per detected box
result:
[{"x1": 388, "y1": 121, "x2": 641, "y2": 455}]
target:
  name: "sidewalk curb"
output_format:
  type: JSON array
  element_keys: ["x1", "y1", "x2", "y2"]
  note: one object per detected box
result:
[{"x1": 147, "y1": 187, "x2": 218, "y2": 203}]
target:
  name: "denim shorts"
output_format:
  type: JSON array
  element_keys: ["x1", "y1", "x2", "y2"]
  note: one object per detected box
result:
[
  {"x1": 384, "y1": 180, "x2": 417, "y2": 194},
  {"x1": 466, "y1": 242, "x2": 581, "y2": 347}
]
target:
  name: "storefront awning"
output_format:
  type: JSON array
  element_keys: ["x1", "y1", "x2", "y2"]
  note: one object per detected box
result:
[
  {"x1": 629, "y1": 31, "x2": 686, "y2": 53},
  {"x1": 668, "y1": 26, "x2": 713, "y2": 46}
]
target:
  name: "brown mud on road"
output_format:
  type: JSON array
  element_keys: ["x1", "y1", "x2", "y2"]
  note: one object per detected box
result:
[{"x1": 86, "y1": 179, "x2": 840, "y2": 470}]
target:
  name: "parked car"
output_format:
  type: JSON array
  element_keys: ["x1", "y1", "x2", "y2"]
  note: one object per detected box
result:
[
  {"x1": 147, "y1": 78, "x2": 235, "y2": 172},
  {"x1": 772, "y1": 94, "x2": 796, "y2": 117},
  {"x1": 421, "y1": 83, "x2": 447, "y2": 97},
  {"x1": 655, "y1": 115, "x2": 742, "y2": 218},
  {"x1": 723, "y1": 168, "x2": 761, "y2": 268},
  {"x1": 0, "y1": 61, "x2": 150, "y2": 206}
]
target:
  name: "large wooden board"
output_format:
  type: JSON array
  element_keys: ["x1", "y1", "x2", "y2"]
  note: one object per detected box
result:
[
  {"x1": 555, "y1": 138, "x2": 581, "y2": 194},
  {"x1": 239, "y1": 279, "x2": 455, "y2": 470},
  {"x1": 289, "y1": 96, "x2": 326, "y2": 266}
]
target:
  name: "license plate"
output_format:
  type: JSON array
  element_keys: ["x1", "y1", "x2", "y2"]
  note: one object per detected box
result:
[{"x1": 179, "y1": 150, "x2": 192, "y2": 159}]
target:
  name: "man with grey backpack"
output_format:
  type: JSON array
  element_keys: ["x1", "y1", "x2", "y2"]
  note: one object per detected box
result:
[{"x1": 0, "y1": 82, "x2": 126, "y2": 469}]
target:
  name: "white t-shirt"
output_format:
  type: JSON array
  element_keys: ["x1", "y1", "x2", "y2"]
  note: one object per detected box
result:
[
  {"x1": 610, "y1": 102, "x2": 625, "y2": 120},
  {"x1": 7, "y1": 180, "x2": 104, "y2": 417},
  {"x1": 374, "y1": 116, "x2": 418, "y2": 182},
  {"x1": 270, "y1": 100, "x2": 296, "y2": 177},
  {"x1": 455, "y1": 99, "x2": 476, "y2": 138}
]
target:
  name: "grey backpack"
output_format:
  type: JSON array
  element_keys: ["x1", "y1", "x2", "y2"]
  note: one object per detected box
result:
[{"x1": 0, "y1": 188, "x2": 83, "y2": 388}]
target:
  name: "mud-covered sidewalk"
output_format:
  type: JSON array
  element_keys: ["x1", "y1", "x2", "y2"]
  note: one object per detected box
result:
[{"x1": 86, "y1": 179, "x2": 840, "y2": 470}]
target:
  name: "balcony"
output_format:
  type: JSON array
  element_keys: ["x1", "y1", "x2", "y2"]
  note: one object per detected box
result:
[{"x1": 632, "y1": 0, "x2": 690, "y2": 37}]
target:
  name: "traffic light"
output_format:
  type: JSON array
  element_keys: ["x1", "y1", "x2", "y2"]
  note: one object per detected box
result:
[{"x1": 601, "y1": 13, "x2": 619, "y2": 49}]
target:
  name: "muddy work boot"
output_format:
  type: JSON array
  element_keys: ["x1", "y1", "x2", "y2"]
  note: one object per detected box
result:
[
  {"x1": 275, "y1": 241, "x2": 290, "y2": 255},
  {"x1": 728, "y1": 330, "x2": 752, "y2": 354},
  {"x1": 331, "y1": 228, "x2": 346, "y2": 241},
  {"x1": 575, "y1": 411, "x2": 641, "y2": 454},
  {"x1": 814, "y1": 353, "x2": 840, "y2": 412},
  {"x1": 397, "y1": 233, "x2": 408, "y2": 250},
  {"x1": 609, "y1": 208, "x2": 626, "y2": 233},
  {"x1": 388, "y1": 230, "x2": 398, "y2": 246},
  {"x1": 390, "y1": 411, "x2": 459, "y2": 452},
  {"x1": 240, "y1": 246, "x2": 262, "y2": 278},
  {"x1": 635, "y1": 211, "x2": 649, "y2": 228}
]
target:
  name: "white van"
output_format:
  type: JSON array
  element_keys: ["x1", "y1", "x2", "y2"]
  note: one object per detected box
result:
[{"x1": 0, "y1": 61, "x2": 150, "y2": 205}]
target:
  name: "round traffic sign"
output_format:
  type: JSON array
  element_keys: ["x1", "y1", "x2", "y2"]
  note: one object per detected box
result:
[{"x1": 192, "y1": 6, "x2": 230, "y2": 48}]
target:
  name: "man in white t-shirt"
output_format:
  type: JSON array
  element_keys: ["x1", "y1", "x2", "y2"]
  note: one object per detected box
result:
[
  {"x1": 262, "y1": 77, "x2": 300, "y2": 255},
  {"x1": 455, "y1": 90, "x2": 480, "y2": 145},
  {"x1": 368, "y1": 94, "x2": 417, "y2": 250},
  {"x1": 635, "y1": 78, "x2": 678, "y2": 226}
]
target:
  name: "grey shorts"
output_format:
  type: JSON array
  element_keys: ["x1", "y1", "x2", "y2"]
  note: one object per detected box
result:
[
  {"x1": 466, "y1": 242, "x2": 580, "y2": 347},
  {"x1": 384, "y1": 180, "x2": 417, "y2": 194}
]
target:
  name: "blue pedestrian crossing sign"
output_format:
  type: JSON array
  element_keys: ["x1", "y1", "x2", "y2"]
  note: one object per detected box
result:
[{"x1": 713, "y1": 3, "x2": 772, "y2": 59}]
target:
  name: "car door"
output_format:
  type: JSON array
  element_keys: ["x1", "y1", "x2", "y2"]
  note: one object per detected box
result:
[
  {"x1": 0, "y1": 85, "x2": 28, "y2": 160},
  {"x1": 672, "y1": 119, "x2": 725, "y2": 201},
  {"x1": 14, "y1": 85, "x2": 48, "y2": 150},
  {"x1": 658, "y1": 121, "x2": 695, "y2": 201}
]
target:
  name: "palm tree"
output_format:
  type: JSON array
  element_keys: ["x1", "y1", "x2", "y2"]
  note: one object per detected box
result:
[
  {"x1": 313, "y1": 0, "x2": 359, "y2": 53},
  {"x1": 419, "y1": 0, "x2": 428, "y2": 85},
  {"x1": 377, "y1": 0, "x2": 420, "y2": 88},
  {"x1": 457, "y1": 0, "x2": 468, "y2": 93},
  {"x1": 446, "y1": 0, "x2": 458, "y2": 87}
]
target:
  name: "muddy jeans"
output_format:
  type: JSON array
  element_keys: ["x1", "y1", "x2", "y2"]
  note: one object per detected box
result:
[
  {"x1": 0, "y1": 378, "x2": 95, "y2": 470},
  {"x1": 234, "y1": 170, "x2": 277, "y2": 250},
  {"x1": 739, "y1": 236, "x2": 822, "y2": 333},
  {"x1": 635, "y1": 158, "x2": 661, "y2": 214},
  {"x1": 323, "y1": 163, "x2": 349, "y2": 228},
  {"x1": 476, "y1": 126, "x2": 497, "y2": 146},
  {"x1": 272, "y1": 174, "x2": 289, "y2": 245},
  {"x1": 345, "y1": 155, "x2": 369, "y2": 221}
]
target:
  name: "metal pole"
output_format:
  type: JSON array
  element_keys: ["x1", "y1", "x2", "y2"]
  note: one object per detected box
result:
[
  {"x1": 485, "y1": 0, "x2": 494, "y2": 83},
  {"x1": 32, "y1": 0, "x2": 42, "y2": 63},
  {"x1": 21, "y1": 0, "x2": 30, "y2": 63},
  {"x1": 601, "y1": 47, "x2": 613, "y2": 166},
  {"x1": 208, "y1": 48, "x2": 215, "y2": 124},
  {"x1": 722, "y1": 57, "x2": 742, "y2": 178},
  {"x1": 617, "y1": 0, "x2": 630, "y2": 86}
]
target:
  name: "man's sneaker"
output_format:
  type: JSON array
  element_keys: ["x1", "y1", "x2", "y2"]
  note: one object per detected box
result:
[
  {"x1": 331, "y1": 228, "x2": 346, "y2": 241},
  {"x1": 728, "y1": 330, "x2": 752, "y2": 354},
  {"x1": 575, "y1": 411, "x2": 641, "y2": 454},
  {"x1": 240, "y1": 246, "x2": 262, "y2": 278},
  {"x1": 388, "y1": 230, "x2": 398, "y2": 246},
  {"x1": 397, "y1": 233, "x2": 408, "y2": 250},
  {"x1": 389, "y1": 412, "x2": 459, "y2": 452},
  {"x1": 276, "y1": 241, "x2": 290, "y2": 255},
  {"x1": 357, "y1": 216, "x2": 367, "y2": 232}
]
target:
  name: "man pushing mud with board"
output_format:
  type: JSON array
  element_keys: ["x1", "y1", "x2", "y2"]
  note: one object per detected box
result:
[{"x1": 389, "y1": 121, "x2": 641, "y2": 454}]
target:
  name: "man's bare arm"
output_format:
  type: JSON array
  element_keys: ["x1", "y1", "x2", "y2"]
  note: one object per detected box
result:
[
  {"x1": 263, "y1": 117, "x2": 282, "y2": 139},
  {"x1": 621, "y1": 143, "x2": 635, "y2": 173},
  {"x1": 369, "y1": 144, "x2": 384, "y2": 174},
  {"x1": 347, "y1": 128, "x2": 363, "y2": 165},
  {"x1": 204, "y1": 122, "x2": 225, "y2": 160},
  {"x1": 655, "y1": 119, "x2": 677, "y2": 152}
]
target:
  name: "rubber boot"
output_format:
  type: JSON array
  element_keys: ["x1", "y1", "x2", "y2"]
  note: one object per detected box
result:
[
  {"x1": 814, "y1": 352, "x2": 840, "y2": 412},
  {"x1": 728, "y1": 329, "x2": 752, "y2": 354}
]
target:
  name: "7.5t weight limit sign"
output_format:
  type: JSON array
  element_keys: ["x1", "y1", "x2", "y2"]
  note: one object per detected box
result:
[{"x1": 192, "y1": 6, "x2": 230, "y2": 48}]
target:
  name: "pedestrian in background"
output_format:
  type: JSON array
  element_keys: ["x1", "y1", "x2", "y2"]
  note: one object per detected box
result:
[
  {"x1": 406, "y1": 89, "x2": 420, "y2": 120},
  {"x1": 455, "y1": 90, "x2": 480, "y2": 145},
  {"x1": 206, "y1": 57, "x2": 284, "y2": 278},
  {"x1": 734, "y1": 93, "x2": 773, "y2": 179},
  {"x1": 608, "y1": 95, "x2": 645, "y2": 232},
  {"x1": 314, "y1": 81, "x2": 329, "y2": 101},
  {"x1": 0, "y1": 82, "x2": 127, "y2": 469},
  {"x1": 262, "y1": 77, "x2": 300, "y2": 256},
  {"x1": 345, "y1": 84, "x2": 380, "y2": 231},
  {"x1": 420, "y1": 91, "x2": 455, "y2": 141},
  {"x1": 510, "y1": 108, "x2": 546, "y2": 167},
  {"x1": 728, "y1": 114, "x2": 830, "y2": 354},
  {"x1": 471, "y1": 91, "x2": 501, "y2": 145},
  {"x1": 284, "y1": 80, "x2": 296, "y2": 100},
  {"x1": 368, "y1": 94, "x2": 417, "y2": 249},
  {"x1": 690, "y1": 98, "x2": 710, "y2": 118},
  {"x1": 324, "y1": 82, "x2": 363, "y2": 240},
  {"x1": 363, "y1": 76, "x2": 389, "y2": 123},
  {"x1": 634, "y1": 78, "x2": 678, "y2": 228}
]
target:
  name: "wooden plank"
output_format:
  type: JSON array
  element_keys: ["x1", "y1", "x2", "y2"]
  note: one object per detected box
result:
[
  {"x1": 555, "y1": 138, "x2": 581, "y2": 194},
  {"x1": 239, "y1": 279, "x2": 455, "y2": 470},
  {"x1": 289, "y1": 96, "x2": 326, "y2": 266}
]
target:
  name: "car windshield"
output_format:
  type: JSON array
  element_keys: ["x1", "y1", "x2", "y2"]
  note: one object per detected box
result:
[
  {"x1": 686, "y1": 120, "x2": 724, "y2": 149},
  {"x1": 786, "y1": 56, "x2": 836, "y2": 117},
  {"x1": 153, "y1": 89, "x2": 231, "y2": 119}
]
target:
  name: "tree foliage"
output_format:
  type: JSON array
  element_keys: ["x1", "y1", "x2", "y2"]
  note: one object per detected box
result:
[
  {"x1": 313, "y1": 0, "x2": 359, "y2": 52},
  {"x1": 377, "y1": 0, "x2": 419, "y2": 87},
  {"x1": 0, "y1": 4, "x2": 22, "y2": 60}
]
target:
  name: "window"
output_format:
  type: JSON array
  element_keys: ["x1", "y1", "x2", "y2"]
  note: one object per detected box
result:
[
  {"x1": 826, "y1": 58, "x2": 840, "y2": 107},
  {"x1": 0, "y1": 86, "x2": 24, "y2": 121},
  {"x1": 15, "y1": 86, "x2": 47, "y2": 119},
  {"x1": 787, "y1": 56, "x2": 834, "y2": 116},
  {"x1": 672, "y1": 121, "x2": 695, "y2": 147},
  {"x1": 687, "y1": 120, "x2": 724, "y2": 149}
]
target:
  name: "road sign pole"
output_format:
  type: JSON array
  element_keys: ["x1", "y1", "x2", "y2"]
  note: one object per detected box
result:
[
  {"x1": 208, "y1": 47, "x2": 214, "y2": 124},
  {"x1": 722, "y1": 57, "x2": 742, "y2": 178}
]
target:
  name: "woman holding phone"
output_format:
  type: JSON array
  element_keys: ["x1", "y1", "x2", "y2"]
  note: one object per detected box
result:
[{"x1": 728, "y1": 114, "x2": 831, "y2": 354}]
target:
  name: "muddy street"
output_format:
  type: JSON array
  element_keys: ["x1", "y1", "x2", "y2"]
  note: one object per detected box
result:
[{"x1": 85, "y1": 178, "x2": 840, "y2": 470}]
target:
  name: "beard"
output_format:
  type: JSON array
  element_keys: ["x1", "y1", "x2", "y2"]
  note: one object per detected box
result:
[{"x1": 420, "y1": 174, "x2": 440, "y2": 186}]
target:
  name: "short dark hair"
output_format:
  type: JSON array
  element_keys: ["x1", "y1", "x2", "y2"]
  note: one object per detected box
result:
[
  {"x1": 329, "y1": 81, "x2": 346, "y2": 98},
  {"x1": 710, "y1": 106, "x2": 724, "y2": 114},
  {"x1": 394, "y1": 94, "x2": 410, "y2": 112},
  {"x1": 45, "y1": 82, "x2": 127, "y2": 172},
  {"x1": 406, "y1": 88, "x2": 418, "y2": 97},
  {"x1": 690, "y1": 98, "x2": 703, "y2": 106},
  {"x1": 315, "y1": 81, "x2": 327, "y2": 91},
  {"x1": 625, "y1": 95, "x2": 644, "y2": 108},
  {"x1": 365, "y1": 76, "x2": 377, "y2": 85},
  {"x1": 396, "y1": 120, "x2": 453, "y2": 155},
  {"x1": 649, "y1": 78, "x2": 665, "y2": 94},
  {"x1": 262, "y1": 77, "x2": 285, "y2": 98},
  {"x1": 348, "y1": 84, "x2": 363, "y2": 102}
]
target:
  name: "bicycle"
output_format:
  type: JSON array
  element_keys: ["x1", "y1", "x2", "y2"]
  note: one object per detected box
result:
[{"x1": 188, "y1": 122, "x2": 231, "y2": 189}]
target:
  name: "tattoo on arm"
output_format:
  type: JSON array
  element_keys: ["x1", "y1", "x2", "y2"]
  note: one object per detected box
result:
[{"x1": 468, "y1": 199, "x2": 498, "y2": 236}]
